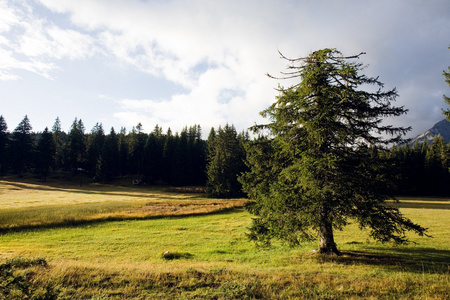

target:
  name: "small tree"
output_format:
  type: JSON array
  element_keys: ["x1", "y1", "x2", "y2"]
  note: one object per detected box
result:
[{"x1": 240, "y1": 49, "x2": 427, "y2": 255}]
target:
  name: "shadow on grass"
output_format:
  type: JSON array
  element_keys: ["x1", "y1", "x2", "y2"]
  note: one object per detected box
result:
[
  {"x1": 1, "y1": 180, "x2": 205, "y2": 201},
  {"x1": 315, "y1": 247, "x2": 450, "y2": 274},
  {"x1": 387, "y1": 198, "x2": 450, "y2": 210},
  {"x1": 0, "y1": 207, "x2": 248, "y2": 236},
  {"x1": 394, "y1": 202, "x2": 450, "y2": 210}
]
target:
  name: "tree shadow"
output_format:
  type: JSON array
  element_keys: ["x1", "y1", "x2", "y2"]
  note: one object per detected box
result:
[
  {"x1": 1, "y1": 179, "x2": 203, "y2": 200},
  {"x1": 315, "y1": 247, "x2": 449, "y2": 274},
  {"x1": 0, "y1": 207, "x2": 248, "y2": 235},
  {"x1": 394, "y1": 202, "x2": 450, "y2": 210},
  {"x1": 387, "y1": 197, "x2": 450, "y2": 210}
]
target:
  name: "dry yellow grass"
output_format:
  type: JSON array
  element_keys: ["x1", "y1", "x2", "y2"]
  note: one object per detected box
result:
[
  {"x1": 0, "y1": 179, "x2": 203, "y2": 208},
  {"x1": 0, "y1": 178, "x2": 249, "y2": 231}
]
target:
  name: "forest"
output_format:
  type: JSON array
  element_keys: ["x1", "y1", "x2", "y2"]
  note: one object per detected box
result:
[
  {"x1": 1, "y1": 114, "x2": 450, "y2": 197},
  {"x1": 0, "y1": 115, "x2": 247, "y2": 192}
]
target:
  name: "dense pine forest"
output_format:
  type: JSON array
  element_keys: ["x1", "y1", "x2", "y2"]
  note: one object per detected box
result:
[
  {"x1": 1, "y1": 115, "x2": 450, "y2": 196},
  {"x1": 0, "y1": 115, "x2": 247, "y2": 193}
]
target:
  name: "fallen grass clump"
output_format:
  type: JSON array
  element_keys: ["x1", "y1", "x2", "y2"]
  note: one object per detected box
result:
[{"x1": 161, "y1": 251, "x2": 194, "y2": 260}]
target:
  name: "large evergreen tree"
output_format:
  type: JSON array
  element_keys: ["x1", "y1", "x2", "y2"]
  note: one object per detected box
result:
[{"x1": 240, "y1": 49, "x2": 427, "y2": 254}]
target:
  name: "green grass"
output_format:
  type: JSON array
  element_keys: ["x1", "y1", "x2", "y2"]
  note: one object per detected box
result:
[{"x1": 0, "y1": 177, "x2": 448, "y2": 299}]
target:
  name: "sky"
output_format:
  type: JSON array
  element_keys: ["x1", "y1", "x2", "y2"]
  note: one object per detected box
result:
[{"x1": 0, "y1": 0, "x2": 449, "y2": 138}]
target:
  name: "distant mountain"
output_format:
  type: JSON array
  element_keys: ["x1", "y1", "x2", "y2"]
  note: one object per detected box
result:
[{"x1": 410, "y1": 119, "x2": 450, "y2": 145}]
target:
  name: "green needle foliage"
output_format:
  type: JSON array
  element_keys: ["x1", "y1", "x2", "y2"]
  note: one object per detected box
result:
[{"x1": 240, "y1": 48, "x2": 428, "y2": 255}]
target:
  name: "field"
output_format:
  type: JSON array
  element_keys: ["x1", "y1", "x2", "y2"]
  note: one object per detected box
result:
[{"x1": 0, "y1": 177, "x2": 448, "y2": 299}]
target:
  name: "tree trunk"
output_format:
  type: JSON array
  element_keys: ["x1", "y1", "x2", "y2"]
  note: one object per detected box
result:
[{"x1": 318, "y1": 208, "x2": 341, "y2": 255}]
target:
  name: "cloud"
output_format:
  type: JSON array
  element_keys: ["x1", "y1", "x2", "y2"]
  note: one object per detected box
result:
[
  {"x1": 36, "y1": 0, "x2": 282, "y2": 132},
  {"x1": 2, "y1": 0, "x2": 450, "y2": 136},
  {"x1": 0, "y1": 0, "x2": 98, "y2": 79}
]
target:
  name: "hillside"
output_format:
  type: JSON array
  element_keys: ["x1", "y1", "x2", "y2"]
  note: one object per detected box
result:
[{"x1": 410, "y1": 119, "x2": 450, "y2": 144}]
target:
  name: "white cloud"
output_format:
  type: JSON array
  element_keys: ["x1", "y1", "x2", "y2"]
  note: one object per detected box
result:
[
  {"x1": 0, "y1": 0, "x2": 20, "y2": 32},
  {"x1": 0, "y1": 0, "x2": 98, "y2": 80},
  {"x1": 1, "y1": 0, "x2": 450, "y2": 136},
  {"x1": 0, "y1": 70, "x2": 19, "y2": 80},
  {"x1": 46, "y1": 26, "x2": 97, "y2": 60},
  {"x1": 37, "y1": 0, "x2": 282, "y2": 87}
]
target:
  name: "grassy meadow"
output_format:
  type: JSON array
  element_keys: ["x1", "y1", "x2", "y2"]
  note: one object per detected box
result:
[{"x1": 0, "y1": 177, "x2": 448, "y2": 299}]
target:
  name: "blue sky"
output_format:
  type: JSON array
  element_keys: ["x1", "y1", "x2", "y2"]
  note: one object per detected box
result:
[{"x1": 0, "y1": 0, "x2": 449, "y2": 138}]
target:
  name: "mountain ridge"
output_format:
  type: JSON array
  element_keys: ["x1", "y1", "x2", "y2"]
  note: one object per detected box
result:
[{"x1": 410, "y1": 119, "x2": 450, "y2": 145}]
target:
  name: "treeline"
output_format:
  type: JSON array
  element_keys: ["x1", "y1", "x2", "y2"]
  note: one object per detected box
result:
[
  {"x1": 389, "y1": 135, "x2": 450, "y2": 196},
  {"x1": 1, "y1": 115, "x2": 450, "y2": 196},
  {"x1": 0, "y1": 115, "x2": 208, "y2": 186},
  {"x1": 0, "y1": 115, "x2": 248, "y2": 192}
]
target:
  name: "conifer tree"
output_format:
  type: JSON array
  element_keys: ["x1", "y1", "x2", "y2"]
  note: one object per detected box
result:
[
  {"x1": 206, "y1": 124, "x2": 247, "y2": 198},
  {"x1": 240, "y1": 49, "x2": 427, "y2": 254},
  {"x1": 36, "y1": 127, "x2": 55, "y2": 181},
  {"x1": 188, "y1": 125, "x2": 206, "y2": 185},
  {"x1": 144, "y1": 130, "x2": 163, "y2": 184},
  {"x1": 118, "y1": 127, "x2": 129, "y2": 176},
  {"x1": 10, "y1": 115, "x2": 33, "y2": 176},
  {"x1": 128, "y1": 124, "x2": 146, "y2": 177},
  {"x1": 162, "y1": 128, "x2": 176, "y2": 184},
  {"x1": 65, "y1": 118, "x2": 86, "y2": 172},
  {"x1": 0, "y1": 116, "x2": 8, "y2": 174},
  {"x1": 424, "y1": 136, "x2": 450, "y2": 195},
  {"x1": 51, "y1": 117, "x2": 65, "y2": 172},
  {"x1": 97, "y1": 127, "x2": 120, "y2": 182},
  {"x1": 86, "y1": 123, "x2": 105, "y2": 176}
]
